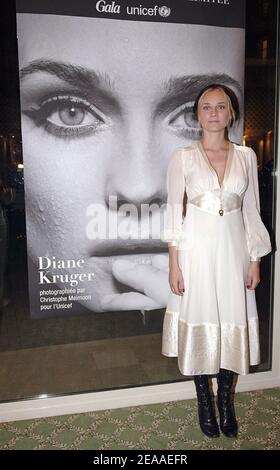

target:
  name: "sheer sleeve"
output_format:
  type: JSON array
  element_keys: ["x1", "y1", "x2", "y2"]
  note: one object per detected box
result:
[
  {"x1": 161, "y1": 148, "x2": 185, "y2": 249},
  {"x1": 242, "y1": 147, "x2": 272, "y2": 261}
]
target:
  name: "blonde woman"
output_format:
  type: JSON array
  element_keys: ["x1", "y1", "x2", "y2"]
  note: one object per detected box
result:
[{"x1": 161, "y1": 84, "x2": 272, "y2": 438}]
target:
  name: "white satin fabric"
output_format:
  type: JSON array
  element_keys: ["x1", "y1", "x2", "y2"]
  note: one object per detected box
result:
[
  {"x1": 161, "y1": 142, "x2": 272, "y2": 375},
  {"x1": 188, "y1": 188, "x2": 241, "y2": 216}
]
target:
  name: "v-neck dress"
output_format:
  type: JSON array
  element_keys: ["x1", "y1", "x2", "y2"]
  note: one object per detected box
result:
[{"x1": 160, "y1": 142, "x2": 272, "y2": 375}]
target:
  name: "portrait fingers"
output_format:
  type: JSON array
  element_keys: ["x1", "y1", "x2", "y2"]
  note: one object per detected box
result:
[{"x1": 112, "y1": 258, "x2": 169, "y2": 304}]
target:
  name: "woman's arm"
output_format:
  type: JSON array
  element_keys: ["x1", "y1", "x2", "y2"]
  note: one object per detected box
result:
[
  {"x1": 161, "y1": 148, "x2": 186, "y2": 250},
  {"x1": 161, "y1": 149, "x2": 186, "y2": 295},
  {"x1": 242, "y1": 148, "x2": 272, "y2": 289},
  {"x1": 242, "y1": 148, "x2": 272, "y2": 262}
]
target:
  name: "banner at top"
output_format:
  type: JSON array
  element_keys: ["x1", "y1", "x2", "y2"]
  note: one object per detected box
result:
[{"x1": 16, "y1": 0, "x2": 246, "y2": 28}]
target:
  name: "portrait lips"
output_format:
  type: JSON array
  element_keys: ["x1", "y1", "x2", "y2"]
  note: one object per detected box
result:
[{"x1": 90, "y1": 239, "x2": 166, "y2": 258}]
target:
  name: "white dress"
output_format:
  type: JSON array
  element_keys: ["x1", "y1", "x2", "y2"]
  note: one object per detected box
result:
[{"x1": 160, "y1": 141, "x2": 272, "y2": 376}]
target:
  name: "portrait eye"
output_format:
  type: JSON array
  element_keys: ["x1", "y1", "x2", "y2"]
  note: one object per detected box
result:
[
  {"x1": 56, "y1": 103, "x2": 87, "y2": 126},
  {"x1": 168, "y1": 101, "x2": 201, "y2": 139},
  {"x1": 23, "y1": 95, "x2": 107, "y2": 138}
]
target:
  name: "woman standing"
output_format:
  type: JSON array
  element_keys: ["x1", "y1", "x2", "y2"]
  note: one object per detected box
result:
[{"x1": 161, "y1": 84, "x2": 272, "y2": 438}]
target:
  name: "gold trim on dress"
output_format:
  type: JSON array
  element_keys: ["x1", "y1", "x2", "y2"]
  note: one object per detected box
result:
[{"x1": 161, "y1": 313, "x2": 260, "y2": 375}]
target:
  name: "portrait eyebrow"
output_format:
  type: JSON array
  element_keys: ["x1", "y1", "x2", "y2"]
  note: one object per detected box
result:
[
  {"x1": 155, "y1": 74, "x2": 243, "y2": 116},
  {"x1": 19, "y1": 59, "x2": 121, "y2": 112}
]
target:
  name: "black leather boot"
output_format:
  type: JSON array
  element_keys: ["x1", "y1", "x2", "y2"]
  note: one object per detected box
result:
[
  {"x1": 217, "y1": 368, "x2": 238, "y2": 438},
  {"x1": 194, "y1": 375, "x2": 220, "y2": 438}
]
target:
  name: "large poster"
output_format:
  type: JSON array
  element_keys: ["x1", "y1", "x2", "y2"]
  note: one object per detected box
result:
[{"x1": 16, "y1": 0, "x2": 246, "y2": 318}]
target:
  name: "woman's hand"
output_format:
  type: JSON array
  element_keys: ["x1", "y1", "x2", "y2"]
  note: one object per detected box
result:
[
  {"x1": 246, "y1": 261, "x2": 260, "y2": 289},
  {"x1": 169, "y1": 263, "x2": 185, "y2": 296}
]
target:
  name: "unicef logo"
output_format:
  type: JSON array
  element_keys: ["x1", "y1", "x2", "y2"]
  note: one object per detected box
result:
[
  {"x1": 159, "y1": 6, "x2": 171, "y2": 17},
  {"x1": 95, "y1": 2, "x2": 171, "y2": 18}
]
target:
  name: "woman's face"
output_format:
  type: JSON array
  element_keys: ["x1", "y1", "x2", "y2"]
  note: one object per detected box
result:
[
  {"x1": 198, "y1": 88, "x2": 232, "y2": 133},
  {"x1": 18, "y1": 15, "x2": 244, "y2": 313}
]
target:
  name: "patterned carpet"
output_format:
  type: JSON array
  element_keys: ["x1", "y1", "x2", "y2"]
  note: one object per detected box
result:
[{"x1": 0, "y1": 388, "x2": 279, "y2": 450}]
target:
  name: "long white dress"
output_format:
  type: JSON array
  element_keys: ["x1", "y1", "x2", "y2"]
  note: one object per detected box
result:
[{"x1": 160, "y1": 141, "x2": 272, "y2": 376}]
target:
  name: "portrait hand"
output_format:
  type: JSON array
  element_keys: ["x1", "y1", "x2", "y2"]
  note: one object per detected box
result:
[
  {"x1": 246, "y1": 261, "x2": 260, "y2": 290},
  {"x1": 100, "y1": 253, "x2": 170, "y2": 311}
]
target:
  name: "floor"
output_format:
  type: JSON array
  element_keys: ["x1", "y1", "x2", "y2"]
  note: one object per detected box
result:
[{"x1": 0, "y1": 387, "x2": 279, "y2": 450}]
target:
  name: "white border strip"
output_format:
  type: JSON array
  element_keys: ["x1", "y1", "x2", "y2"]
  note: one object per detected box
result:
[{"x1": 0, "y1": 370, "x2": 279, "y2": 423}]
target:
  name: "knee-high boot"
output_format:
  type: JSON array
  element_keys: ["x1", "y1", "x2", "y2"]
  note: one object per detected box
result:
[
  {"x1": 194, "y1": 375, "x2": 220, "y2": 438},
  {"x1": 217, "y1": 368, "x2": 238, "y2": 438}
]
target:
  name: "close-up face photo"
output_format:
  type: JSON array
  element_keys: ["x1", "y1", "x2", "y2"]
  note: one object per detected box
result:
[{"x1": 17, "y1": 14, "x2": 245, "y2": 314}]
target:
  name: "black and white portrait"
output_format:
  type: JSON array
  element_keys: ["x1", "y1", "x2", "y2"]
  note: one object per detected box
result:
[{"x1": 16, "y1": 8, "x2": 245, "y2": 316}]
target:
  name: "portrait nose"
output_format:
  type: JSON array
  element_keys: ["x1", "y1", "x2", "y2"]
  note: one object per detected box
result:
[{"x1": 106, "y1": 132, "x2": 165, "y2": 212}]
